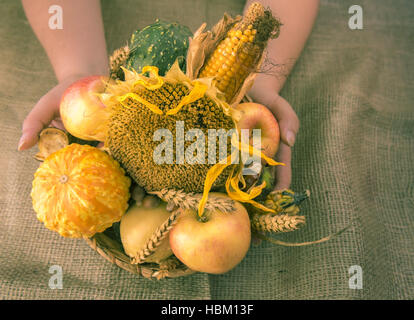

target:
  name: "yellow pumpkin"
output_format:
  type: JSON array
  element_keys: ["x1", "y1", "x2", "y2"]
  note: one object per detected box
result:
[{"x1": 31, "y1": 143, "x2": 131, "y2": 238}]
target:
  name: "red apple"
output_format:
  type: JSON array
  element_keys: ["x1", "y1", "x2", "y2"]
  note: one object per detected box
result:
[
  {"x1": 169, "y1": 193, "x2": 251, "y2": 274},
  {"x1": 234, "y1": 102, "x2": 280, "y2": 159},
  {"x1": 60, "y1": 75, "x2": 109, "y2": 141}
]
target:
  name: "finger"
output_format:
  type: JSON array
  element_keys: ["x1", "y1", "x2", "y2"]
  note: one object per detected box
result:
[
  {"x1": 18, "y1": 92, "x2": 61, "y2": 151},
  {"x1": 267, "y1": 95, "x2": 299, "y2": 147},
  {"x1": 274, "y1": 142, "x2": 292, "y2": 190},
  {"x1": 50, "y1": 118, "x2": 65, "y2": 130}
]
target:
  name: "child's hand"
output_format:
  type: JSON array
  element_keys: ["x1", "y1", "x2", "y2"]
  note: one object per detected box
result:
[
  {"x1": 249, "y1": 82, "x2": 300, "y2": 190},
  {"x1": 18, "y1": 74, "x2": 86, "y2": 151},
  {"x1": 242, "y1": 0, "x2": 318, "y2": 188},
  {"x1": 20, "y1": 0, "x2": 109, "y2": 150}
]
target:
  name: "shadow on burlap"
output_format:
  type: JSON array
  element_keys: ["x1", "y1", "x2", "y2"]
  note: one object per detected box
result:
[{"x1": 0, "y1": 0, "x2": 413, "y2": 299}]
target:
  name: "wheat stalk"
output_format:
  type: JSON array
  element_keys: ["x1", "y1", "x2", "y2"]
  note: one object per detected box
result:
[
  {"x1": 251, "y1": 213, "x2": 305, "y2": 233},
  {"x1": 149, "y1": 188, "x2": 235, "y2": 213},
  {"x1": 109, "y1": 45, "x2": 130, "y2": 79},
  {"x1": 131, "y1": 208, "x2": 182, "y2": 264}
]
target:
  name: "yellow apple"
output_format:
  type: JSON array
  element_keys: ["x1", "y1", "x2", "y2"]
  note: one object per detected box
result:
[
  {"x1": 169, "y1": 193, "x2": 251, "y2": 274},
  {"x1": 120, "y1": 202, "x2": 173, "y2": 263}
]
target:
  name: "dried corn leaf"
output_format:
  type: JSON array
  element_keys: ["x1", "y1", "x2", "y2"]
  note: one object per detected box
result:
[
  {"x1": 186, "y1": 13, "x2": 240, "y2": 81},
  {"x1": 34, "y1": 128, "x2": 69, "y2": 161}
]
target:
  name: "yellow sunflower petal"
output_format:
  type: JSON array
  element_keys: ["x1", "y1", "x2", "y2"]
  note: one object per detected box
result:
[
  {"x1": 231, "y1": 132, "x2": 285, "y2": 167},
  {"x1": 118, "y1": 93, "x2": 164, "y2": 115},
  {"x1": 133, "y1": 66, "x2": 164, "y2": 90},
  {"x1": 225, "y1": 169, "x2": 275, "y2": 213},
  {"x1": 166, "y1": 81, "x2": 208, "y2": 115},
  {"x1": 198, "y1": 154, "x2": 234, "y2": 217}
]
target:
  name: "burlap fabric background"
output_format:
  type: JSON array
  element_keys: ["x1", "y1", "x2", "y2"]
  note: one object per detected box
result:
[{"x1": 1, "y1": 0, "x2": 413, "y2": 299}]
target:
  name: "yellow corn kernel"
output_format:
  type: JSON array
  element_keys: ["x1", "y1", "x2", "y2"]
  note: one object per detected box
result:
[
  {"x1": 227, "y1": 55, "x2": 236, "y2": 63},
  {"x1": 238, "y1": 52, "x2": 248, "y2": 60},
  {"x1": 221, "y1": 63, "x2": 229, "y2": 71},
  {"x1": 203, "y1": 66, "x2": 212, "y2": 74},
  {"x1": 217, "y1": 68, "x2": 226, "y2": 76},
  {"x1": 217, "y1": 81, "x2": 228, "y2": 89}
]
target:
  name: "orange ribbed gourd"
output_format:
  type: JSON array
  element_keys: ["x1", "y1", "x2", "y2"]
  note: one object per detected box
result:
[{"x1": 31, "y1": 143, "x2": 131, "y2": 238}]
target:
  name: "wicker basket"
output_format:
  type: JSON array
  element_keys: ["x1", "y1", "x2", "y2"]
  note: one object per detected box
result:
[
  {"x1": 84, "y1": 223, "x2": 196, "y2": 280},
  {"x1": 83, "y1": 189, "x2": 240, "y2": 279}
]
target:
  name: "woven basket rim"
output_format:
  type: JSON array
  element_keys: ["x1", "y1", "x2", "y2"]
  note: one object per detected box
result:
[{"x1": 85, "y1": 230, "x2": 196, "y2": 279}]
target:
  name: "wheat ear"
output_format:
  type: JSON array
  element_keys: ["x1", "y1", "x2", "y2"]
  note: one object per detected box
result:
[
  {"x1": 131, "y1": 208, "x2": 182, "y2": 264},
  {"x1": 149, "y1": 189, "x2": 235, "y2": 213},
  {"x1": 251, "y1": 213, "x2": 305, "y2": 233}
]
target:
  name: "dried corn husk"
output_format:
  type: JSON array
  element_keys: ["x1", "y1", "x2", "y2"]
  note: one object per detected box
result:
[{"x1": 34, "y1": 128, "x2": 69, "y2": 161}]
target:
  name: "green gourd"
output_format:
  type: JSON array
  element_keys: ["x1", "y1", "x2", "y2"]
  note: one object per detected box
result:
[{"x1": 126, "y1": 19, "x2": 193, "y2": 76}]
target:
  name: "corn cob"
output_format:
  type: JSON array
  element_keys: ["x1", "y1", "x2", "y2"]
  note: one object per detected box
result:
[{"x1": 198, "y1": 2, "x2": 281, "y2": 102}]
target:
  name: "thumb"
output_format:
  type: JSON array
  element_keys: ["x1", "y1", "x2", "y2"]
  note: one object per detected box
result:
[
  {"x1": 267, "y1": 95, "x2": 299, "y2": 147},
  {"x1": 18, "y1": 90, "x2": 61, "y2": 151},
  {"x1": 273, "y1": 143, "x2": 292, "y2": 190}
]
